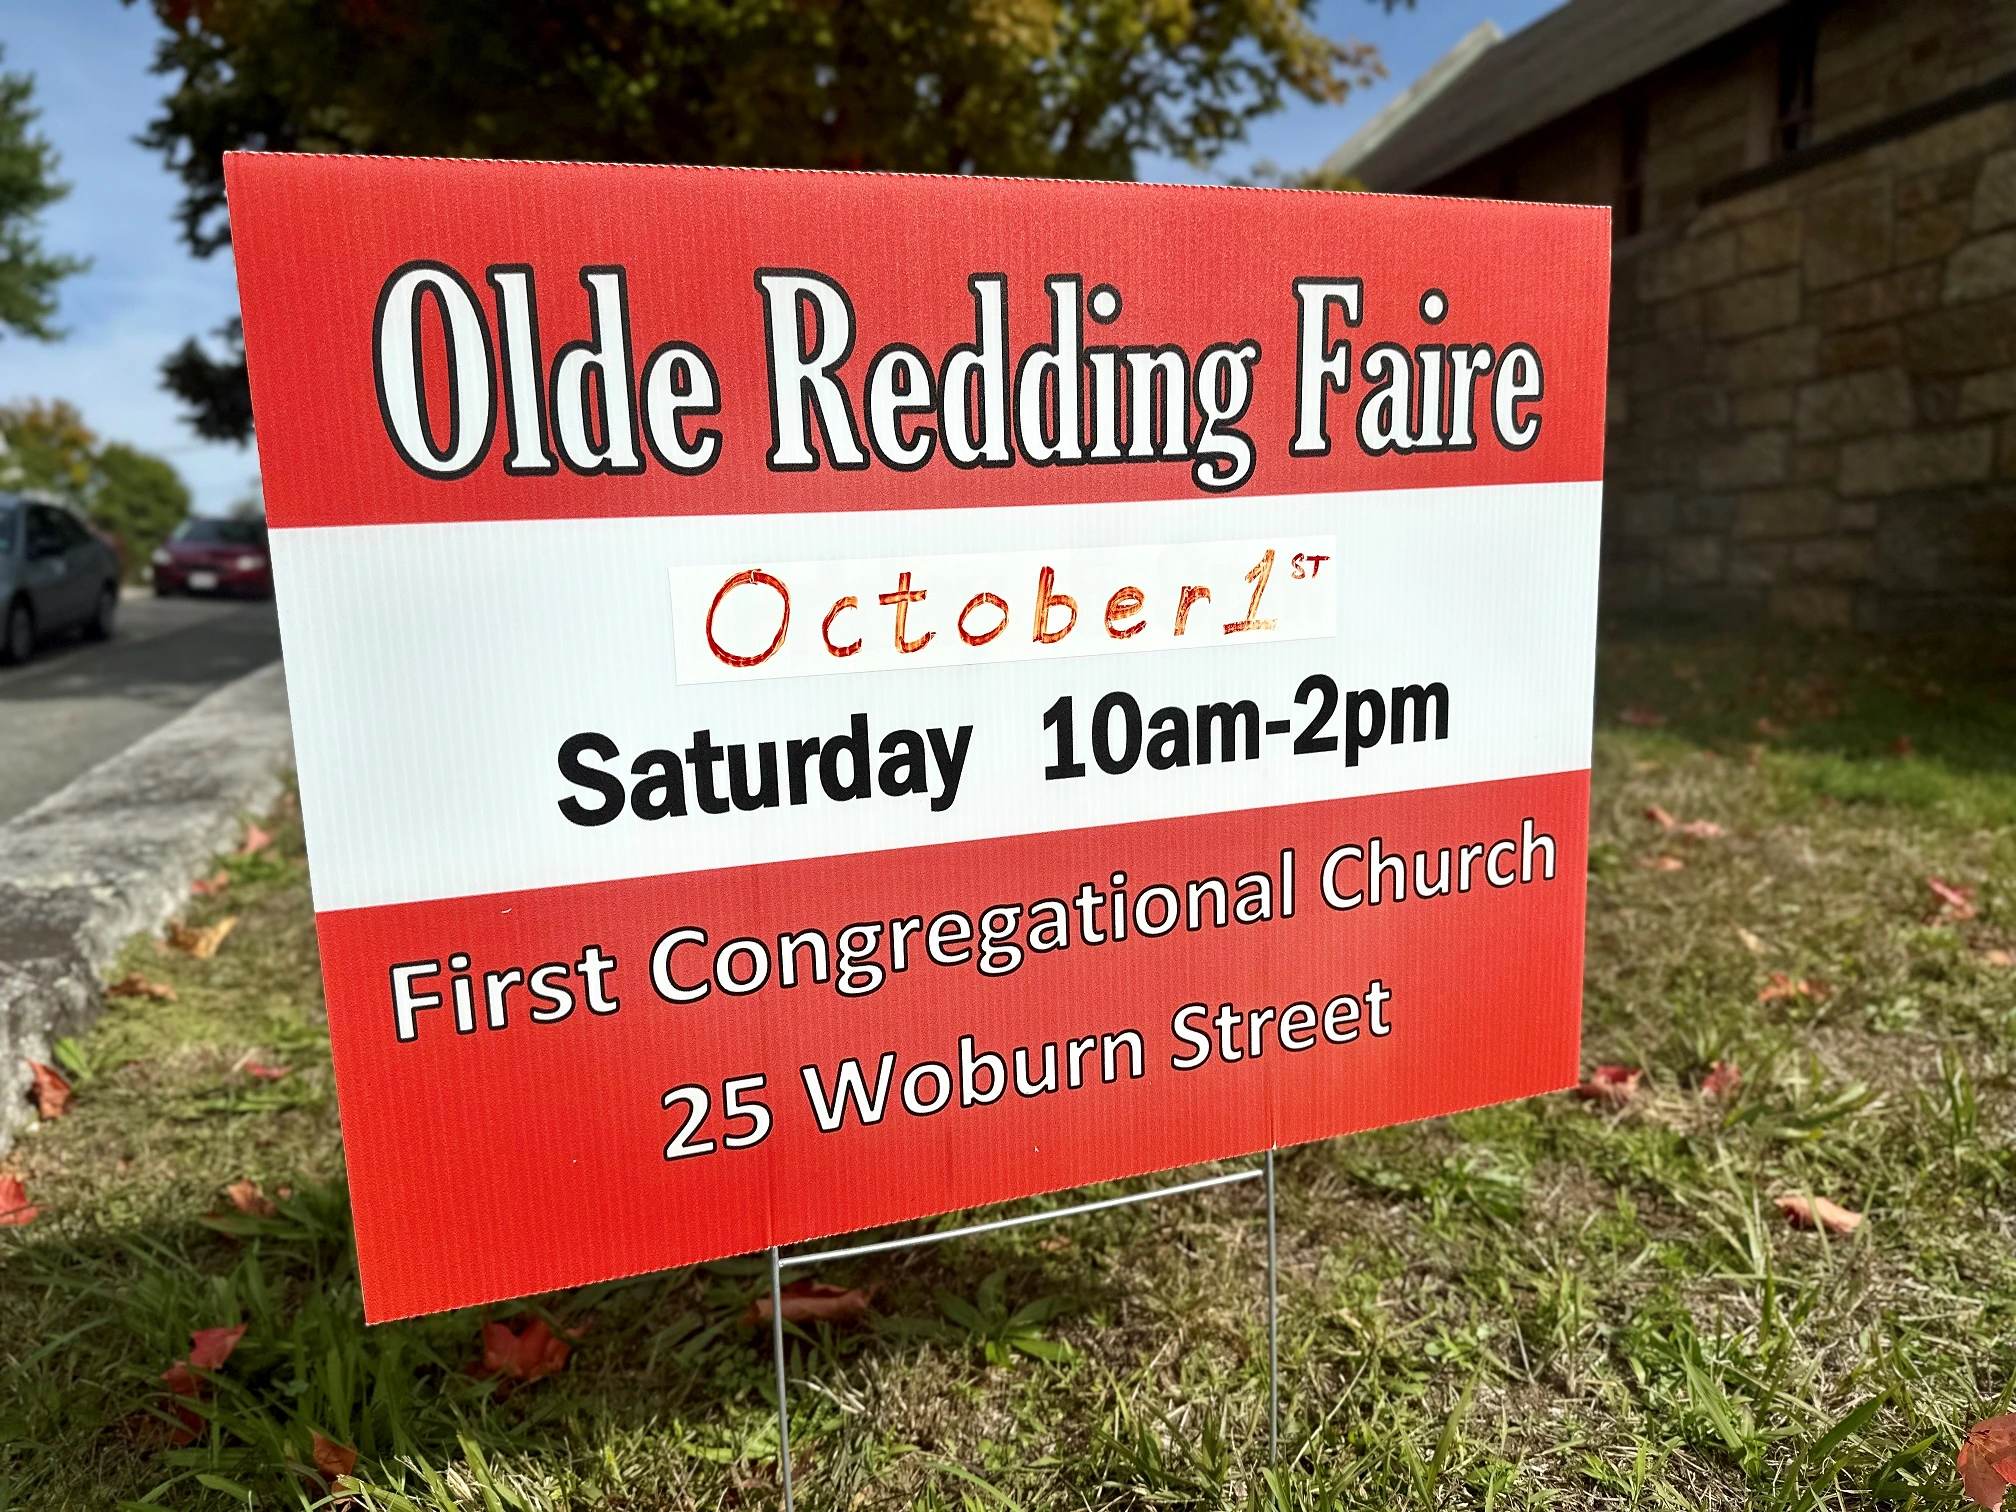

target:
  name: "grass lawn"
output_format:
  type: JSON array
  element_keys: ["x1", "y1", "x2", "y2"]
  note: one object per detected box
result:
[{"x1": 1, "y1": 627, "x2": 2013, "y2": 1511}]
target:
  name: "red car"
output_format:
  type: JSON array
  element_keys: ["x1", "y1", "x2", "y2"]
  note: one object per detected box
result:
[{"x1": 152, "y1": 517, "x2": 273, "y2": 597}]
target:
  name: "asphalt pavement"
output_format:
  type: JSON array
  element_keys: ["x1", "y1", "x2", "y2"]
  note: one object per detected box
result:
[{"x1": 0, "y1": 591, "x2": 282, "y2": 824}]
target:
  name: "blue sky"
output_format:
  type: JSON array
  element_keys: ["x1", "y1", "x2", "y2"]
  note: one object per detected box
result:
[{"x1": 1, "y1": 0, "x2": 1564, "y2": 515}]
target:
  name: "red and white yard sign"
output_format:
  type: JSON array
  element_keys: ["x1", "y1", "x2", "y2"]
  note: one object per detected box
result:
[{"x1": 226, "y1": 154, "x2": 1609, "y2": 1322}]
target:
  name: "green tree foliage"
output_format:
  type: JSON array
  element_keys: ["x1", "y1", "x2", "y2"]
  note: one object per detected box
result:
[
  {"x1": 133, "y1": 0, "x2": 1382, "y2": 442},
  {"x1": 0, "y1": 46, "x2": 87, "y2": 341},
  {"x1": 0, "y1": 401, "x2": 192, "y2": 578}
]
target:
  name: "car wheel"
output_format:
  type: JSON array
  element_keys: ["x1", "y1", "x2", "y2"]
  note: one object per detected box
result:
[
  {"x1": 87, "y1": 582, "x2": 118, "y2": 641},
  {"x1": 0, "y1": 598, "x2": 33, "y2": 666}
]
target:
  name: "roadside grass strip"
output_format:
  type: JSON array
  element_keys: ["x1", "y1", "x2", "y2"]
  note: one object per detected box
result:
[{"x1": 0, "y1": 627, "x2": 2012, "y2": 1510}]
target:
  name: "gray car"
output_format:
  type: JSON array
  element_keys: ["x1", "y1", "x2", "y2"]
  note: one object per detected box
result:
[{"x1": 0, "y1": 493, "x2": 122, "y2": 666}]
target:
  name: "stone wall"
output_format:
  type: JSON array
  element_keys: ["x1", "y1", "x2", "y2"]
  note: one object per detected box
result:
[{"x1": 1603, "y1": 98, "x2": 2016, "y2": 632}]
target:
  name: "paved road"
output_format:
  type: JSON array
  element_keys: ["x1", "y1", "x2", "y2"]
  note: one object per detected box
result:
[{"x1": 0, "y1": 592, "x2": 282, "y2": 824}]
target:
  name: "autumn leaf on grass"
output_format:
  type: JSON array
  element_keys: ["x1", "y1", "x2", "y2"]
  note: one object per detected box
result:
[
  {"x1": 224, "y1": 1179, "x2": 276, "y2": 1217},
  {"x1": 1676, "y1": 818, "x2": 1726, "y2": 838},
  {"x1": 1619, "y1": 707, "x2": 1666, "y2": 728},
  {"x1": 1736, "y1": 926, "x2": 1767, "y2": 956},
  {"x1": 1984, "y1": 949, "x2": 2016, "y2": 969},
  {"x1": 1702, "y1": 1061, "x2": 1743, "y2": 1098},
  {"x1": 189, "y1": 869, "x2": 230, "y2": 898},
  {"x1": 1638, "y1": 855, "x2": 1685, "y2": 872},
  {"x1": 1928, "y1": 876, "x2": 1979, "y2": 923},
  {"x1": 106, "y1": 972, "x2": 176, "y2": 1002},
  {"x1": 1891, "y1": 734, "x2": 1916, "y2": 757},
  {"x1": 165, "y1": 917, "x2": 236, "y2": 959},
  {"x1": 0, "y1": 1174, "x2": 39, "y2": 1226},
  {"x1": 236, "y1": 823, "x2": 272, "y2": 857},
  {"x1": 25, "y1": 1061, "x2": 71, "y2": 1118},
  {"x1": 1759, "y1": 972, "x2": 1829, "y2": 1005},
  {"x1": 1957, "y1": 1414, "x2": 2016, "y2": 1509},
  {"x1": 742, "y1": 1279, "x2": 877, "y2": 1327},
  {"x1": 311, "y1": 1430, "x2": 358, "y2": 1482},
  {"x1": 1643, "y1": 805, "x2": 1678, "y2": 829},
  {"x1": 243, "y1": 1062, "x2": 291, "y2": 1081},
  {"x1": 1575, "y1": 1065, "x2": 1642, "y2": 1107},
  {"x1": 1774, "y1": 1193, "x2": 1863, "y2": 1234},
  {"x1": 160, "y1": 1324, "x2": 246, "y2": 1444},
  {"x1": 477, "y1": 1317, "x2": 574, "y2": 1385}
]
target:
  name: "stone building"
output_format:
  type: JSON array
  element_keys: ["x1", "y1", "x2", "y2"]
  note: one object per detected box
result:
[{"x1": 1328, "y1": 0, "x2": 2016, "y2": 632}]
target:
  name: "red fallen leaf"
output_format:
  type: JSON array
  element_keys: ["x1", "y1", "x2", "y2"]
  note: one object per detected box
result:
[
  {"x1": 189, "y1": 869, "x2": 231, "y2": 897},
  {"x1": 1957, "y1": 1413, "x2": 2016, "y2": 1509},
  {"x1": 1891, "y1": 734, "x2": 1915, "y2": 757},
  {"x1": 0, "y1": 1174, "x2": 40, "y2": 1226},
  {"x1": 225, "y1": 1179, "x2": 276, "y2": 1217},
  {"x1": 1643, "y1": 805, "x2": 1677, "y2": 829},
  {"x1": 1619, "y1": 707, "x2": 1666, "y2": 728},
  {"x1": 160, "y1": 1324, "x2": 246, "y2": 1443},
  {"x1": 1928, "y1": 876, "x2": 1978, "y2": 923},
  {"x1": 742, "y1": 1279, "x2": 878, "y2": 1327},
  {"x1": 188, "y1": 1324, "x2": 246, "y2": 1371},
  {"x1": 1675, "y1": 819, "x2": 1726, "y2": 839},
  {"x1": 1702, "y1": 1060, "x2": 1742, "y2": 1098},
  {"x1": 479, "y1": 1317, "x2": 573, "y2": 1383},
  {"x1": 237, "y1": 823, "x2": 273, "y2": 857},
  {"x1": 26, "y1": 1061, "x2": 72, "y2": 1118},
  {"x1": 242, "y1": 1062, "x2": 292, "y2": 1081},
  {"x1": 1758, "y1": 972, "x2": 1829, "y2": 1005},
  {"x1": 107, "y1": 972, "x2": 177, "y2": 1002},
  {"x1": 1774, "y1": 1193, "x2": 1863, "y2": 1234},
  {"x1": 311, "y1": 1429, "x2": 359, "y2": 1481},
  {"x1": 1638, "y1": 855, "x2": 1686, "y2": 872},
  {"x1": 1574, "y1": 1065, "x2": 1642, "y2": 1107}
]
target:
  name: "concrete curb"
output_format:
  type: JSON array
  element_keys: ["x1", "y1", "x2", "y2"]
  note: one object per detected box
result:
[{"x1": 0, "y1": 661, "x2": 293, "y2": 1154}]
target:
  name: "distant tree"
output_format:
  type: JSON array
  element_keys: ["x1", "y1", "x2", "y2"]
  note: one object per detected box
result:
[
  {"x1": 0, "y1": 45, "x2": 88, "y2": 341},
  {"x1": 131, "y1": 0, "x2": 1382, "y2": 443},
  {"x1": 161, "y1": 316, "x2": 252, "y2": 443},
  {"x1": 0, "y1": 401, "x2": 192, "y2": 579}
]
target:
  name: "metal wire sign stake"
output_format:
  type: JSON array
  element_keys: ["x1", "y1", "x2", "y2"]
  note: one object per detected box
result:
[{"x1": 767, "y1": 1157, "x2": 1279, "y2": 1508}]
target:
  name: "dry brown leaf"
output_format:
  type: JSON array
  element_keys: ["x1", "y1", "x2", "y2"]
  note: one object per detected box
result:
[
  {"x1": 742, "y1": 1279, "x2": 877, "y2": 1327},
  {"x1": 1774, "y1": 1193, "x2": 1863, "y2": 1234},
  {"x1": 1643, "y1": 805, "x2": 1677, "y2": 829},
  {"x1": 1735, "y1": 926, "x2": 1767, "y2": 956},
  {"x1": 312, "y1": 1430, "x2": 359, "y2": 1482},
  {"x1": 1638, "y1": 855, "x2": 1685, "y2": 872},
  {"x1": 478, "y1": 1317, "x2": 574, "y2": 1383},
  {"x1": 25, "y1": 1061, "x2": 72, "y2": 1118},
  {"x1": 106, "y1": 972, "x2": 176, "y2": 1002},
  {"x1": 166, "y1": 917, "x2": 237, "y2": 959},
  {"x1": 1675, "y1": 819, "x2": 1726, "y2": 839},
  {"x1": 0, "y1": 1174, "x2": 39, "y2": 1226},
  {"x1": 1957, "y1": 1412, "x2": 2016, "y2": 1509},
  {"x1": 1927, "y1": 876, "x2": 1978, "y2": 923},
  {"x1": 225, "y1": 1179, "x2": 277, "y2": 1217},
  {"x1": 1984, "y1": 949, "x2": 2015, "y2": 968},
  {"x1": 1619, "y1": 707, "x2": 1665, "y2": 728},
  {"x1": 237, "y1": 823, "x2": 273, "y2": 857},
  {"x1": 1702, "y1": 1060, "x2": 1743, "y2": 1098},
  {"x1": 1758, "y1": 972, "x2": 1828, "y2": 1005},
  {"x1": 1574, "y1": 1065, "x2": 1642, "y2": 1107},
  {"x1": 189, "y1": 870, "x2": 231, "y2": 898},
  {"x1": 161, "y1": 1324, "x2": 247, "y2": 1444},
  {"x1": 243, "y1": 1062, "x2": 292, "y2": 1081}
]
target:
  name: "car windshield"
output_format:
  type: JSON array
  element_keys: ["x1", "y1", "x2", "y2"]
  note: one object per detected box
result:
[
  {"x1": 0, "y1": 504, "x2": 15, "y2": 555},
  {"x1": 171, "y1": 517, "x2": 266, "y2": 546}
]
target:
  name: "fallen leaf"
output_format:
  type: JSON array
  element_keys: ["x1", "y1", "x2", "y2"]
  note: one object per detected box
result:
[
  {"x1": 1736, "y1": 926, "x2": 1767, "y2": 956},
  {"x1": 741, "y1": 1279, "x2": 877, "y2": 1327},
  {"x1": 1038, "y1": 1236, "x2": 1073, "y2": 1253},
  {"x1": 188, "y1": 1324, "x2": 247, "y2": 1370},
  {"x1": 1638, "y1": 855, "x2": 1685, "y2": 872},
  {"x1": 1702, "y1": 1060, "x2": 1743, "y2": 1098},
  {"x1": 1891, "y1": 734, "x2": 1915, "y2": 757},
  {"x1": 160, "y1": 1324, "x2": 245, "y2": 1445},
  {"x1": 1619, "y1": 707, "x2": 1666, "y2": 728},
  {"x1": 1927, "y1": 876, "x2": 1978, "y2": 923},
  {"x1": 225, "y1": 1179, "x2": 276, "y2": 1217},
  {"x1": 106, "y1": 972, "x2": 176, "y2": 1002},
  {"x1": 1574, "y1": 1065, "x2": 1642, "y2": 1106},
  {"x1": 26, "y1": 1061, "x2": 72, "y2": 1118},
  {"x1": 1631, "y1": 760, "x2": 1664, "y2": 774},
  {"x1": 237, "y1": 823, "x2": 273, "y2": 857},
  {"x1": 311, "y1": 1430, "x2": 358, "y2": 1481},
  {"x1": 1774, "y1": 1193, "x2": 1863, "y2": 1234},
  {"x1": 1957, "y1": 1413, "x2": 2016, "y2": 1509},
  {"x1": 0, "y1": 1174, "x2": 39, "y2": 1226},
  {"x1": 1643, "y1": 804, "x2": 1677, "y2": 829},
  {"x1": 1758, "y1": 972, "x2": 1829, "y2": 1005},
  {"x1": 189, "y1": 870, "x2": 231, "y2": 897},
  {"x1": 242, "y1": 1062, "x2": 292, "y2": 1082},
  {"x1": 1984, "y1": 949, "x2": 2015, "y2": 968},
  {"x1": 165, "y1": 917, "x2": 237, "y2": 959},
  {"x1": 479, "y1": 1317, "x2": 573, "y2": 1383},
  {"x1": 1675, "y1": 819, "x2": 1726, "y2": 839}
]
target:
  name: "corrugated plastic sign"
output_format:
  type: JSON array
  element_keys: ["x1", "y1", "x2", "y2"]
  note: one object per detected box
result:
[{"x1": 225, "y1": 153, "x2": 1610, "y2": 1322}]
